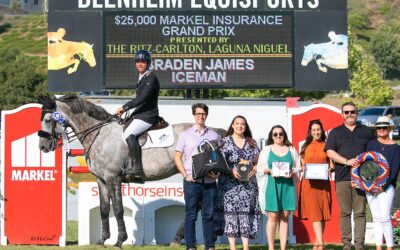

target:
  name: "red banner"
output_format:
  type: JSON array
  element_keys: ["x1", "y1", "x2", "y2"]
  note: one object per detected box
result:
[
  {"x1": 288, "y1": 104, "x2": 343, "y2": 243},
  {"x1": 1, "y1": 104, "x2": 65, "y2": 245}
]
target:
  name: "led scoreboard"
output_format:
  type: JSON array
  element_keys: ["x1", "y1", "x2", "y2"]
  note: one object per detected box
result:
[{"x1": 105, "y1": 13, "x2": 293, "y2": 89}]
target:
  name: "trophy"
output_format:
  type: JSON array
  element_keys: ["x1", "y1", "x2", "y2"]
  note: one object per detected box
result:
[{"x1": 237, "y1": 159, "x2": 252, "y2": 182}]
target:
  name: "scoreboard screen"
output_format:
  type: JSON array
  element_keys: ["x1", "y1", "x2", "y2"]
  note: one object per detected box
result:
[{"x1": 105, "y1": 13, "x2": 293, "y2": 89}]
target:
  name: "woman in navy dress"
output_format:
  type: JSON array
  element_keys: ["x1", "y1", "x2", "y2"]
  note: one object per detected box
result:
[
  {"x1": 214, "y1": 115, "x2": 260, "y2": 250},
  {"x1": 365, "y1": 116, "x2": 400, "y2": 250}
]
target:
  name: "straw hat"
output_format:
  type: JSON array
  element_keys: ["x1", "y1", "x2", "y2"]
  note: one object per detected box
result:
[{"x1": 373, "y1": 116, "x2": 396, "y2": 129}]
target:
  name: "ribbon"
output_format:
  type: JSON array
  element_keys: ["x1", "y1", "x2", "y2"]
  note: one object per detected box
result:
[
  {"x1": 52, "y1": 111, "x2": 66, "y2": 125},
  {"x1": 350, "y1": 151, "x2": 390, "y2": 193}
]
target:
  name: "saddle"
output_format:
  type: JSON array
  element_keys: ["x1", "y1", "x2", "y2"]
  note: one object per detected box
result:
[
  {"x1": 123, "y1": 116, "x2": 169, "y2": 146},
  {"x1": 123, "y1": 116, "x2": 168, "y2": 132}
]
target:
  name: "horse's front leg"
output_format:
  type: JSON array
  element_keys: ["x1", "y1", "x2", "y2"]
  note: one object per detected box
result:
[
  {"x1": 107, "y1": 176, "x2": 128, "y2": 248},
  {"x1": 96, "y1": 178, "x2": 111, "y2": 246},
  {"x1": 316, "y1": 59, "x2": 328, "y2": 73},
  {"x1": 67, "y1": 58, "x2": 80, "y2": 74}
]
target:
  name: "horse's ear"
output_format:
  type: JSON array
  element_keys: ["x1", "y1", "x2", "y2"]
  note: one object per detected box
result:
[
  {"x1": 38, "y1": 95, "x2": 48, "y2": 104},
  {"x1": 38, "y1": 94, "x2": 56, "y2": 109},
  {"x1": 91, "y1": 44, "x2": 93, "y2": 48}
]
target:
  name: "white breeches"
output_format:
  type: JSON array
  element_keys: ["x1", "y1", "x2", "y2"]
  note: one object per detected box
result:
[
  {"x1": 123, "y1": 119, "x2": 152, "y2": 139},
  {"x1": 366, "y1": 185, "x2": 395, "y2": 247}
]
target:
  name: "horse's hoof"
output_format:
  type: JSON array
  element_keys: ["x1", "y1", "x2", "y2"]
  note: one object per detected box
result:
[
  {"x1": 114, "y1": 243, "x2": 122, "y2": 249},
  {"x1": 96, "y1": 239, "x2": 106, "y2": 247},
  {"x1": 114, "y1": 241, "x2": 123, "y2": 249},
  {"x1": 114, "y1": 233, "x2": 127, "y2": 248},
  {"x1": 170, "y1": 241, "x2": 181, "y2": 247}
]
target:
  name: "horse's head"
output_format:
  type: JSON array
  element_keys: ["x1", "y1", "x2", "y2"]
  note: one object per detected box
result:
[
  {"x1": 301, "y1": 43, "x2": 315, "y2": 66},
  {"x1": 38, "y1": 96, "x2": 65, "y2": 152},
  {"x1": 81, "y1": 42, "x2": 96, "y2": 67}
]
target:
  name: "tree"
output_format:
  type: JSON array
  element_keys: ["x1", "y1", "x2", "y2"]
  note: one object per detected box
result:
[
  {"x1": 370, "y1": 23, "x2": 400, "y2": 79},
  {"x1": 9, "y1": 0, "x2": 21, "y2": 15},
  {"x1": 0, "y1": 48, "x2": 47, "y2": 109},
  {"x1": 348, "y1": 32, "x2": 393, "y2": 108}
]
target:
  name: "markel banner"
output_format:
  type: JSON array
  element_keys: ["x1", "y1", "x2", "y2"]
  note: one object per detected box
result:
[{"x1": 1, "y1": 104, "x2": 66, "y2": 245}]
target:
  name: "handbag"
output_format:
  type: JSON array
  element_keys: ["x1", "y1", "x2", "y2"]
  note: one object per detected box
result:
[{"x1": 192, "y1": 140, "x2": 229, "y2": 180}]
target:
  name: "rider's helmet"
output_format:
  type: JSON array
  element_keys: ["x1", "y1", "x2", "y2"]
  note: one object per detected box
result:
[{"x1": 134, "y1": 50, "x2": 151, "y2": 64}]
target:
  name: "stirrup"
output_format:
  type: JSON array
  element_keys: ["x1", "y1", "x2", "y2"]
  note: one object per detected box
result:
[
  {"x1": 123, "y1": 165, "x2": 145, "y2": 182},
  {"x1": 123, "y1": 167, "x2": 135, "y2": 176},
  {"x1": 124, "y1": 175, "x2": 145, "y2": 184}
]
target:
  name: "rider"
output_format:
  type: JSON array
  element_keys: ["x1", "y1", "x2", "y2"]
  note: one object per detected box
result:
[
  {"x1": 48, "y1": 28, "x2": 66, "y2": 44},
  {"x1": 115, "y1": 50, "x2": 160, "y2": 182},
  {"x1": 328, "y1": 31, "x2": 348, "y2": 48}
]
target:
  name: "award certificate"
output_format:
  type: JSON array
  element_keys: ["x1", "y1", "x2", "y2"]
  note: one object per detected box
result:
[
  {"x1": 305, "y1": 164, "x2": 329, "y2": 180},
  {"x1": 272, "y1": 162, "x2": 290, "y2": 177}
]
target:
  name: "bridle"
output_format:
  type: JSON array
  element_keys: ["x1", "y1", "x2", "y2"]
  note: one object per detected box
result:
[
  {"x1": 38, "y1": 99, "x2": 120, "y2": 152},
  {"x1": 38, "y1": 99, "x2": 62, "y2": 148},
  {"x1": 38, "y1": 107, "x2": 63, "y2": 150}
]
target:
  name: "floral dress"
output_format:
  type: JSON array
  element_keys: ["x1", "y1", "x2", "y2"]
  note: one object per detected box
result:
[{"x1": 214, "y1": 136, "x2": 261, "y2": 238}]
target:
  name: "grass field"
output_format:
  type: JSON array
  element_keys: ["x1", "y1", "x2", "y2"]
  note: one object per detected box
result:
[{"x1": 0, "y1": 220, "x2": 375, "y2": 249}]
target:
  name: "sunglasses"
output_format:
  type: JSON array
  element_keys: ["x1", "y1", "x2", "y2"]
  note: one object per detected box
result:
[
  {"x1": 273, "y1": 132, "x2": 284, "y2": 137},
  {"x1": 343, "y1": 110, "x2": 356, "y2": 115},
  {"x1": 376, "y1": 127, "x2": 388, "y2": 130}
]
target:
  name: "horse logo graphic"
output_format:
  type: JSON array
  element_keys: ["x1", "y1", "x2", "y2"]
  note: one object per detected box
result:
[
  {"x1": 48, "y1": 28, "x2": 96, "y2": 74},
  {"x1": 301, "y1": 31, "x2": 348, "y2": 73}
]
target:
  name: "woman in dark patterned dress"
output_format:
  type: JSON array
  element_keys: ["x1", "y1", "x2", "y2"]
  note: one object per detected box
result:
[{"x1": 214, "y1": 115, "x2": 260, "y2": 250}]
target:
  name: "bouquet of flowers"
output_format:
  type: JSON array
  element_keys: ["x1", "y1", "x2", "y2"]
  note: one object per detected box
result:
[{"x1": 392, "y1": 210, "x2": 400, "y2": 244}]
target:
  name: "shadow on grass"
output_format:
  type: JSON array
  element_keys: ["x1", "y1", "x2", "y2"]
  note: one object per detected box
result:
[
  {"x1": 0, "y1": 22, "x2": 11, "y2": 34},
  {"x1": 65, "y1": 220, "x2": 378, "y2": 249}
]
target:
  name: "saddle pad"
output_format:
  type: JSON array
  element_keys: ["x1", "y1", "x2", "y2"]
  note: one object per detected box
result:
[{"x1": 142, "y1": 125, "x2": 174, "y2": 149}]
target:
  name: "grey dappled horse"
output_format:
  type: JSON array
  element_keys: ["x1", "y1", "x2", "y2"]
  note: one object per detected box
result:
[{"x1": 38, "y1": 95, "x2": 224, "y2": 247}]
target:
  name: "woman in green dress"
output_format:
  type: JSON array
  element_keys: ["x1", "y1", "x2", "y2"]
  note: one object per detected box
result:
[{"x1": 256, "y1": 125, "x2": 300, "y2": 250}]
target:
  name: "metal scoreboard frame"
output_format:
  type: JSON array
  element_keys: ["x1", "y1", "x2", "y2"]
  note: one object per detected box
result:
[{"x1": 47, "y1": 0, "x2": 348, "y2": 92}]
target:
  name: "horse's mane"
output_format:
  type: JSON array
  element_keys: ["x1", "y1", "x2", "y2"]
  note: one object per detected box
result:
[{"x1": 57, "y1": 95, "x2": 112, "y2": 121}]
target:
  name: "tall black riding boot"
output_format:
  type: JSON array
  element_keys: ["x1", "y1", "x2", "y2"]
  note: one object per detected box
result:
[{"x1": 124, "y1": 135, "x2": 145, "y2": 182}]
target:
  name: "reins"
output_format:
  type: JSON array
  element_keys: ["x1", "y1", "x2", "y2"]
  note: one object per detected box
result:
[
  {"x1": 39, "y1": 96, "x2": 130, "y2": 154},
  {"x1": 62, "y1": 115, "x2": 122, "y2": 157},
  {"x1": 66, "y1": 115, "x2": 121, "y2": 143}
]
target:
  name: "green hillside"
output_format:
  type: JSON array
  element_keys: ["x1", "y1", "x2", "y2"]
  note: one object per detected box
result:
[
  {"x1": 349, "y1": 0, "x2": 400, "y2": 46},
  {"x1": 0, "y1": 14, "x2": 47, "y2": 72},
  {"x1": 0, "y1": 1, "x2": 398, "y2": 75}
]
